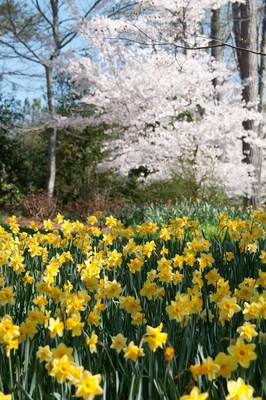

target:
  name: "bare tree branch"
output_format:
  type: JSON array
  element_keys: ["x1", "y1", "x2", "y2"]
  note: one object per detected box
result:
[
  {"x1": 34, "y1": 0, "x2": 53, "y2": 29},
  {"x1": 0, "y1": 38, "x2": 41, "y2": 64},
  {"x1": 119, "y1": 35, "x2": 266, "y2": 57},
  {"x1": 107, "y1": 2, "x2": 137, "y2": 18},
  {"x1": 60, "y1": 0, "x2": 106, "y2": 49}
]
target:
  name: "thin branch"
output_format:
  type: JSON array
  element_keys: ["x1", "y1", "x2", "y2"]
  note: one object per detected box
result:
[
  {"x1": 0, "y1": 70, "x2": 43, "y2": 77},
  {"x1": 60, "y1": 0, "x2": 106, "y2": 49},
  {"x1": 16, "y1": 122, "x2": 51, "y2": 132},
  {"x1": 107, "y1": 2, "x2": 138, "y2": 18},
  {"x1": 3, "y1": 3, "x2": 44, "y2": 64},
  {"x1": 0, "y1": 39, "x2": 42, "y2": 64},
  {"x1": 34, "y1": 0, "x2": 53, "y2": 29},
  {"x1": 176, "y1": 41, "x2": 265, "y2": 56},
  {"x1": 118, "y1": 14, "x2": 266, "y2": 57},
  {"x1": 120, "y1": 35, "x2": 266, "y2": 56}
]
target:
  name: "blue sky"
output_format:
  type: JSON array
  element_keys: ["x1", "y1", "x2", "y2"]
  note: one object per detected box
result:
[
  {"x1": 1, "y1": 61, "x2": 45, "y2": 103},
  {"x1": 0, "y1": 0, "x2": 123, "y2": 104}
]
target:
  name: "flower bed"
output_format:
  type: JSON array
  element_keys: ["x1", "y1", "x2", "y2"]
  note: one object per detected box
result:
[{"x1": 0, "y1": 210, "x2": 266, "y2": 399}]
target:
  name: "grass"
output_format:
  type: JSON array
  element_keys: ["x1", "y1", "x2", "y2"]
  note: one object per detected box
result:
[{"x1": 0, "y1": 211, "x2": 5, "y2": 226}]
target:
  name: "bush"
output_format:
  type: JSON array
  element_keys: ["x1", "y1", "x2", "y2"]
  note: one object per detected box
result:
[{"x1": 18, "y1": 190, "x2": 59, "y2": 219}]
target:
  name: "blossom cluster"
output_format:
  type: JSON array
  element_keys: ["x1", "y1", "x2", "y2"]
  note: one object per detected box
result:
[{"x1": 66, "y1": 0, "x2": 262, "y2": 199}]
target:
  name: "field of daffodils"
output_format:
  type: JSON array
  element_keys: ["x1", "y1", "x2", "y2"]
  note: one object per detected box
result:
[{"x1": 0, "y1": 208, "x2": 266, "y2": 400}]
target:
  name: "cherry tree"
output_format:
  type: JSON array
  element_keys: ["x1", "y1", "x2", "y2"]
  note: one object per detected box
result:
[{"x1": 68, "y1": 0, "x2": 263, "y2": 200}]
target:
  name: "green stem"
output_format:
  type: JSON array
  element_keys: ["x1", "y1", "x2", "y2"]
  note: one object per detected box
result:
[{"x1": 8, "y1": 355, "x2": 14, "y2": 392}]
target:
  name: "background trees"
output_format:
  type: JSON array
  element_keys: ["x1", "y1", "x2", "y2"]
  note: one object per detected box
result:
[
  {"x1": 0, "y1": 0, "x2": 265, "y2": 211},
  {"x1": 67, "y1": 0, "x2": 264, "y2": 203},
  {"x1": 0, "y1": 89, "x2": 25, "y2": 206},
  {"x1": 0, "y1": 0, "x2": 124, "y2": 198}
]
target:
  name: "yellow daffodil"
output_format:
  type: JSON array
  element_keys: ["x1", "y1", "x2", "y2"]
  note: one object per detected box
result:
[
  {"x1": 214, "y1": 352, "x2": 238, "y2": 378},
  {"x1": 144, "y1": 323, "x2": 168, "y2": 352},
  {"x1": 259, "y1": 250, "x2": 266, "y2": 263},
  {"x1": 37, "y1": 345, "x2": 52, "y2": 363},
  {"x1": 0, "y1": 286, "x2": 15, "y2": 306},
  {"x1": 164, "y1": 346, "x2": 175, "y2": 363},
  {"x1": 123, "y1": 341, "x2": 145, "y2": 362},
  {"x1": 49, "y1": 354, "x2": 76, "y2": 383},
  {"x1": 48, "y1": 317, "x2": 64, "y2": 338},
  {"x1": 131, "y1": 312, "x2": 147, "y2": 326},
  {"x1": 52, "y1": 343, "x2": 74, "y2": 361},
  {"x1": 180, "y1": 386, "x2": 208, "y2": 400},
  {"x1": 227, "y1": 338, "x2": 257, "y2": 368},
  {"x1": 86, "y1": 331, "x2": 98, "y2": 353},
  {"x1": 75, "y1": 370, "x2": 103, "y2": 400},
  {"x1": 0, "y1": 315, "x2": 20, "y2": 343},
  {"x1": 0, "y1": 391, "x2": 12, "y2": 400},
  {"x1": 111, "y1": 333, "x2": 127, "y2": 353},
  {"x1": 226, "y1": 377, "x2": 261, "y2": 400},
  {"x1": 65, "y1": 313, "x2": 84, "y2": 337},
  {"x1": 237, "y1": 322, "x2": 258, "y2": 342}
]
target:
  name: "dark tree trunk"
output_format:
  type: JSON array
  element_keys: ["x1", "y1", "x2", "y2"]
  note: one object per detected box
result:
[
  {"x1": 233, "y1": 0, "x2": 260, "y2": 207},
  {"x1": 211, "y1": 8, "x2": 223, "y2": 91},
  {"x1": 211, "y1": 8, "x2": 222, "y2": 63},
  {"x1": 259, "y1": 0, "x2": 266, "y2": 112}
]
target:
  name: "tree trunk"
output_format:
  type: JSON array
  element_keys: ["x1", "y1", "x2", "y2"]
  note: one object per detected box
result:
[
  {"x1": 211, "y1": 8, "x2": 223, "y2": 91},
  {"x1": 211, "y1": 8, "x2": 222, "y2": 63},
  {"x1": 259, "y1": 0, "x2": 266, "y2": 113},
  {"x1": 233, "y1": 0, "x2": 260, "y2": 207},
  {"x1": 0, "y1": 0, "x2": 111, "y2": 201},
  {"x1": 45, "y1": 65, "x2": 57, "y2": 199},
  {"x1": 257, "y1": 1, "x2": 266, "y2": 205}
]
